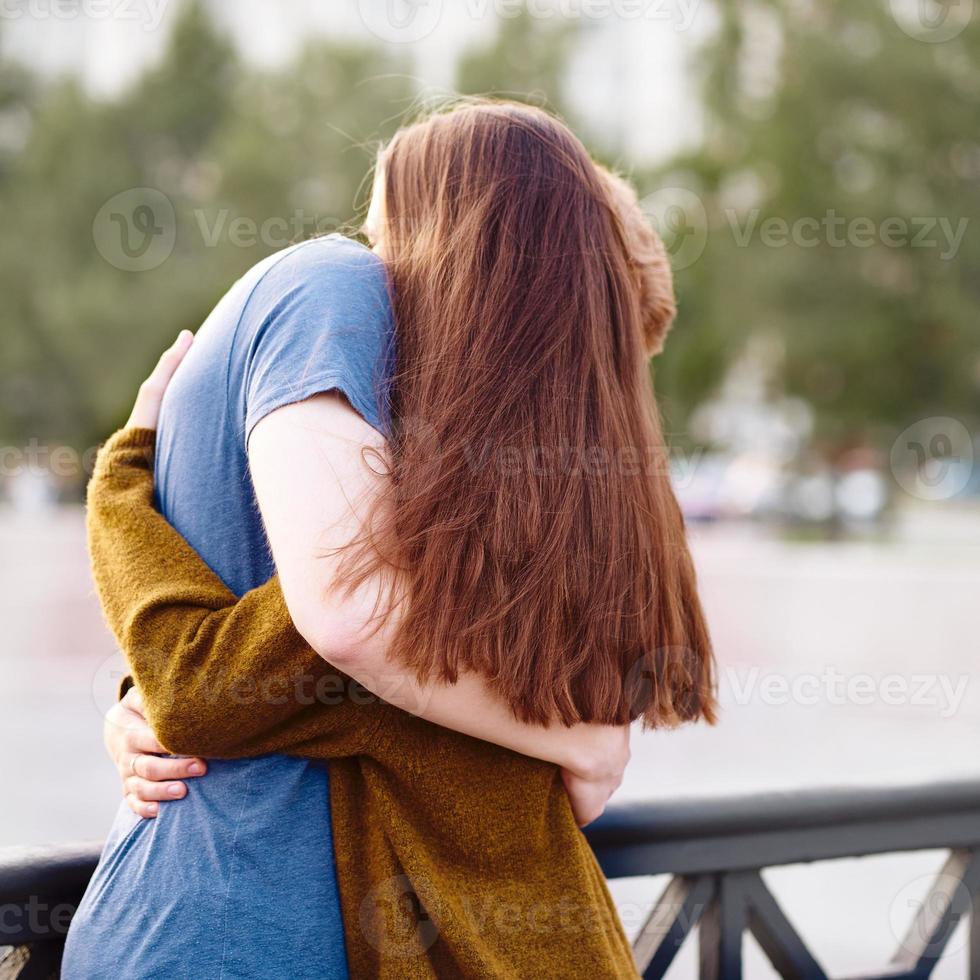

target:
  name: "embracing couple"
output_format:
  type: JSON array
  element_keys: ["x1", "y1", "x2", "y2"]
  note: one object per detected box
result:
[{"x1": 63, "y1": 100, "x2": 716, "y2": 979}]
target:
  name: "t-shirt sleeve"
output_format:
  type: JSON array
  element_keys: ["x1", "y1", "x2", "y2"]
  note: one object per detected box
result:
[{"x1": 239, "y1": 237, "x2": 394, "y2": 442}]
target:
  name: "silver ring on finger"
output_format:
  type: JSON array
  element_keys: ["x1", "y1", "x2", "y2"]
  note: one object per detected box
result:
[{"x1": 130, "y1": 754, "x2": 141, "y2": 777}]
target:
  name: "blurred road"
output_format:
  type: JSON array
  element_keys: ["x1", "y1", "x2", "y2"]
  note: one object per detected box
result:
[{"x1": 1, "y1": 505, "x2": 977, "y2": 977}]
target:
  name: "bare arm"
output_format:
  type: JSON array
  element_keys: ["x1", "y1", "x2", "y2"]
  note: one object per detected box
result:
[
  {"x1": 87, "y1": 426, "x2": 394, "y2": 760},
  {"x1": 97, "y1": 333, "x2": 627, "y2": 823},
  {"x1": 88, "y1": 425, "x2": 623, "y2": 820},
  {"x1": 248, "y1": 391, "x2": 629, "y2": 783}
]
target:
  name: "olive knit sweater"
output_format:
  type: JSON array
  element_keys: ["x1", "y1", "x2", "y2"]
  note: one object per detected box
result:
[{"x1": 86, "y1": 427, "x2": 639, "y2": 980}]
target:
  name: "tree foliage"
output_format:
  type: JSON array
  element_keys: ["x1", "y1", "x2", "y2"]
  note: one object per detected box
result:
[
  {"x1": 640, "y1": 0, "x2": 980, "y2": 450},
  {"x1": 0, "y1": 4, "x2": 412, "y2": 451},
  {"x1": 2, "y1": 1, "x2": 976, "y2": 467}
]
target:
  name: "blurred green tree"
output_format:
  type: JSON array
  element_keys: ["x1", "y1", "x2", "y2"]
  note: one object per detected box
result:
[
  {"x1": 3, "y1": 0, "x2": 978, "y2": 476},
  {"x1": 456, "y1": 9, "x2": 577, "y2": 122},
  {"x1": 643, "y1": 0, "x2": 980, "y2": 452},
  {"x1": 0, "y1": 1, "x2": 410, "y2": 458}
]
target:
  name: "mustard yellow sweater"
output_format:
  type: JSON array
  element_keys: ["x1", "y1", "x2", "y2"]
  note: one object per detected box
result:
[{"x1": 86, "y1": 428, "x2": 639, "y2": 980}]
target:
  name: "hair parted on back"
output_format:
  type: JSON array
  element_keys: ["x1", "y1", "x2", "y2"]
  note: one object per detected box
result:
[{"x1": 345, "y1": 98, "x2": 716, "y2": 728}]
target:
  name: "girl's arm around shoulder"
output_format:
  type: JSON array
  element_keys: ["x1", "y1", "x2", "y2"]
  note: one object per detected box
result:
[{"x1": 87, "y1": 425, "x2": 392, "y2": 760}]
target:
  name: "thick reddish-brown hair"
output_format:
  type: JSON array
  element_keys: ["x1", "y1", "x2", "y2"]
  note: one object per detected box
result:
[
  {"x1": 350, "y1": 99, "x2": 715, "y2": 728},
  {"x1": 594, "y1": 164, "x2": 677, "y2": 357}
]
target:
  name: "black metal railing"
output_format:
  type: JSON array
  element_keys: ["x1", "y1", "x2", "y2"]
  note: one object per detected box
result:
[
  {"x1": 0, "y1": 840, "x2": 101, "y2": 980},
  {"x1": 2, "y1": 779, "x2": 979, "y2": 979},
  {"x1": 585, "y1": 779, "x2": 980, "y2": 979}
]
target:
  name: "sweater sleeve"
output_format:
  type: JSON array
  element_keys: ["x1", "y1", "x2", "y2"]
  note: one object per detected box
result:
[{"x1": 86, "y1": 426, "x2": 393, "y2": 760}]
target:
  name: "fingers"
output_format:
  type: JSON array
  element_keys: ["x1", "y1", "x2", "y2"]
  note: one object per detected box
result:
[
  {"x1": 132, "y1": 753, "x2": 206, "y2": 782},
  {"x1": 560, "y1": 769, "x2": 613, "y2": 827},
  {"x1": 126, "y1": 793, "x2": 159, "y2": 819},
  {"x1": 127, "y1": 727, "x2": 167, "y2": 757},
  {"x1": 105, "y1": 685, "x2": 208, "y2": 822},
  {"x1": 574, "y1": 799, "x2": 605, "y2": 827},
  {"x1": 105, "y1": 706, "x2": 167, "y2": 756},
  {"x1": 570, "y1": 798, "x2": 601, "y2": 827},
  {"x1": 122, "y1": 753, "x2": 208, "y2": 820},
  {"x1": 124, "y1": 774, "x2": 188, "y2": 803},
  {"x1": 125, "y1": 330, "x2": 194, "y2": 430},
  {"x1": 121, "y1": 684, "x2": 145, "y2": 717},
  {"x1": 145, "y1": 329, "x2": 193, "y2": 396}
]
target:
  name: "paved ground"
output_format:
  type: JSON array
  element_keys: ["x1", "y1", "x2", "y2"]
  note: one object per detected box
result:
[{"x1": 2, "y1": 506, "x2": 977, "y2": 976}]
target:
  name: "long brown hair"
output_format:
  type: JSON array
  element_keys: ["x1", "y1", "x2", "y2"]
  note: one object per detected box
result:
[
  {"x1": 594, "y1": 164, "x2": 678, "y2": 357},
  {"x1": 350, "y1": 99, "x2": 716, "y2": 728}
]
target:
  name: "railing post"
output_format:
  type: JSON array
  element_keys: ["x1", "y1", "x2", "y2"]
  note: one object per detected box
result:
[
  {"x1": 632, "y1": 874, "x2": 715, "y2": 978},
  {"x1": 0, "y1": 943, "x2": 62, "y2": 980},
  {"x1": 971, "y1": 877, "x2": 980, "y2": 980},
  {"x1": 890, "y1": 848, "x2": 980, "y2": 977},
  {"x1": 699, "y1": 872, "x2": 746, "y2": 980}
]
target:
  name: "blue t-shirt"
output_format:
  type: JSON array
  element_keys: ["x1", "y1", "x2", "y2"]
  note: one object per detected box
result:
[{"x1": 63, "y1": 235, "x2": 394, "y2": 979}]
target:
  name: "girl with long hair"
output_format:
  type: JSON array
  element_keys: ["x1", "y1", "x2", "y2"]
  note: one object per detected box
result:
[{"x1": 67, "y1": 100, "x2": 714, "y2": 978}]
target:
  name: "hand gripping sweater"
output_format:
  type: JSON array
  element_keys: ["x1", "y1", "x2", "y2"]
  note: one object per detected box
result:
[{"x1": 86, "y1": 427, "x2": 639, "y2": 980}]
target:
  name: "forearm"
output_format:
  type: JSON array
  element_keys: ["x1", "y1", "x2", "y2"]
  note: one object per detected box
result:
[
  {"x1": 296, "y1": 532, "x2": 620, "y2": 775},
  {"x1": 337, "y1": 650, "x2": 622, "y2": 779},
  {"x1": 87, "y1": 428, "x2": 387, "y2": 759},
  {"x1": 247, "y1": 393, "x2": 629, "y2": 776},
  {"x1": 89, "y1": 428, "x2": 619, "y2": 776}
]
